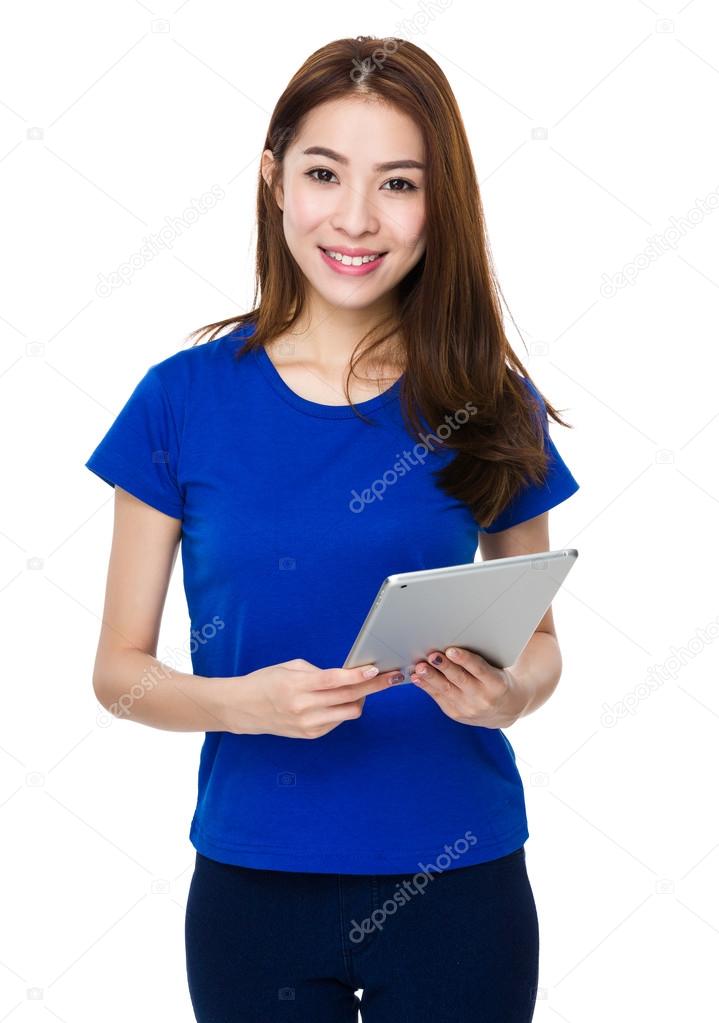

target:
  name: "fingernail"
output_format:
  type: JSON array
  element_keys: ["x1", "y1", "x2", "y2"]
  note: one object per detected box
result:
[
  {"x1": 431, "y1": 655, "x2": 442, "y2": 665},
  {"x1": 389, "y1": 673, "x2": 405, "y2": 684},
  {"x1": 362, "y1": 666, "x2": 379, "y2": 678}
]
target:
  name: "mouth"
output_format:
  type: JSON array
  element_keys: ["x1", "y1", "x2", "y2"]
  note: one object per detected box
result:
[
  {"x1": 319, "y1": 244, "x2": 388, "y2": 274},
  {"x1": 319, "y1": 246, "x2": 388, "y2": 264}
]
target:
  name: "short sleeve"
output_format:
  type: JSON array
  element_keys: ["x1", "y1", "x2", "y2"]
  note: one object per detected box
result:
[
  {"x1": 84, "y1": 365, "x2": 184, "y2": 520},
  {"x1": 479, "y1": 376, "x2": 579, "y2": 534}
]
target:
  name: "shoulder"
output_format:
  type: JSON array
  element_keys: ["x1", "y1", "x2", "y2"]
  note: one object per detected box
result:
[
  {"x1": 508, "y1": 369, "x2": 546, "y2": 424},
  {"x1": 507, "y1": 368, "x2": 541, "y2": 400},
  {"x1": 146, "y1": 324, "x2": 254, "y2": 397}
]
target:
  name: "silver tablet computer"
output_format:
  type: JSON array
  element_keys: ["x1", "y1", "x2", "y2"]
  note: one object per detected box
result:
[{"x1": 343, "y1": 548, "x2": 578, "y2": 684}]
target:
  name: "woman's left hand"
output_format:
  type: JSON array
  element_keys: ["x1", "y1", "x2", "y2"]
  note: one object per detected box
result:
[{"x1": 410, "y1": 647, "x2": 528, "y2": 729}]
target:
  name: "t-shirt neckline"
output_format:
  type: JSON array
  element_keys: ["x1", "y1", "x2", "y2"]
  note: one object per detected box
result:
[{"x1": 251, "y1": 342, "x2": 403, "y2": 420}]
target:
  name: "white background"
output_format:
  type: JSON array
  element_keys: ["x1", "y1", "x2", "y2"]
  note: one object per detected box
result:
[{"x1": 3, "y1": 1, "x2": 718, "y2": 1020}]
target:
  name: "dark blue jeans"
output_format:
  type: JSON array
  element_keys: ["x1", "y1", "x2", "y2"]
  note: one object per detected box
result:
[{"x1": 185, "y1": 846, "x2": 539, "y2": 1022}]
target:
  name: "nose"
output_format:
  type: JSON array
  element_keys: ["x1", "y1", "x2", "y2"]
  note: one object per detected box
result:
[{"x1": 329, "y1": 181, "x2": 380, "y2": 239}]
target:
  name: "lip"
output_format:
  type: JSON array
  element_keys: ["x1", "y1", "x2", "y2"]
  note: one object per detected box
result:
[
  {"x1": 319, "y1": 245, "x2": 387, "y2": 276},
  {"x1": 320, "y1": 245, "x2": 386, "y2": 257}
]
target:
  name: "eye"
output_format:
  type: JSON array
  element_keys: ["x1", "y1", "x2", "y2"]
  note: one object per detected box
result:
[
  {"x1": 305, "y1": 168, "x2": 338, "y2": 185},
  {"x1": 380, "y1": 178, "x2": 418, "y2": 192},
  {"x1": 305, "y1": 168, "x2": 418, "y2": 192}
]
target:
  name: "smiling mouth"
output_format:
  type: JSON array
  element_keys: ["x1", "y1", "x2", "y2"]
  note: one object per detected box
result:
[{"x1": 319, "y1": 246, "x2": 388, "y2": 260}]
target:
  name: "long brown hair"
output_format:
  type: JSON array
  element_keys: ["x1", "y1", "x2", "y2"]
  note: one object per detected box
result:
[{"x1": 187, "y1": 35, "x2": 575, "y2": 530}]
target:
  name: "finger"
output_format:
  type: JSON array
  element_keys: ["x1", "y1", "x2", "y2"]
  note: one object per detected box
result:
[
  {"x1": 411, "y1": 663, "x2": 456, "y2": 696},
  {"x1": 413, "y1": 651, "x2": 466, "y2": 690},
  {"x1": 445, "y1": 646, "x2": 486, "y2": 672},
  {"x1": 445, "y1": 647, "x2": 505, "y2": 690},
  {"x1": 313, "y1": 665, "x2": 403, "y2": 692},
  {"x1": 312, "y1": 667, "x2": 404, "y2": 707}
]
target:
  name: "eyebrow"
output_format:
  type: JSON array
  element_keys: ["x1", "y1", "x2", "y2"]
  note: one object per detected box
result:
[{"x1": 301, "y1": 146, "x2": 425, "y2": 173}]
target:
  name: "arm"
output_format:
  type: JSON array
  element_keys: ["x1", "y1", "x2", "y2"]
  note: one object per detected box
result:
[
  {"x1": 478, "y1": 510, "x2": 563, "y2": 720},
  {"x1": 507, "y1": 629, "x2": 562, "y2": 719},
  {"x1": 91, "y1": 486, "x2": 235, "y2": 732}
]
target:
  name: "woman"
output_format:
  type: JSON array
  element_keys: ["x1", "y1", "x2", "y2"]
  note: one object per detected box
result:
[{"x1": 86, "y1": 35, "x2": 580, "y2": 1023}]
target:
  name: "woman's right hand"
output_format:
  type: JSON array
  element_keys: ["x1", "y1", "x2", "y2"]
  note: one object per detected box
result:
[{"x1": 218, "y1": 659, "x2": 404, "y2": 738}]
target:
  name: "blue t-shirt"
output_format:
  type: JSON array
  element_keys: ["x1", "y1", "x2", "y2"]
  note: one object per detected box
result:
[{"x1": 85, "y1": 324, "x2": 580, "y2": 874}]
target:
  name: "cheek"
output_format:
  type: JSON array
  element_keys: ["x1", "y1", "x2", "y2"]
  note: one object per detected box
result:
[
  {"x1": 283, "y1": 186, "x2": 326, "y2": 236},
  {"x1": 395, "y1": 208, "x2": 426, "y2": 259}
]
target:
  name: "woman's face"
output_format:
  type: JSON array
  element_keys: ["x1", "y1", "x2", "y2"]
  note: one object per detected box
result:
[{"x1": 262, "y1": 96, "x2": 427, "y2": 314}]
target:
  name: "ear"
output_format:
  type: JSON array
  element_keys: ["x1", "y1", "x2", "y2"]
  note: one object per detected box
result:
[{"x1": 261, "y1": 148, "x2": 284, "y2": 212}]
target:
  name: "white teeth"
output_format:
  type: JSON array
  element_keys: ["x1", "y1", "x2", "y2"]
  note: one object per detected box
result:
[{"x1": 323, "y1": 249, "x2": 383, "y2": 266}]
